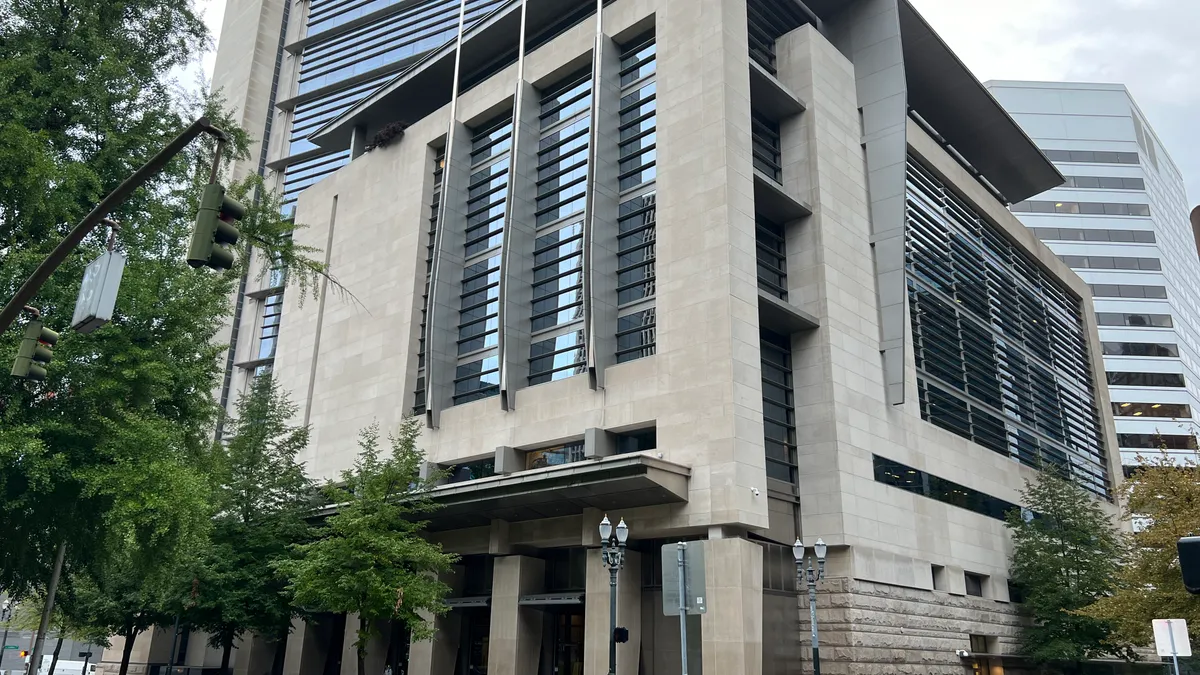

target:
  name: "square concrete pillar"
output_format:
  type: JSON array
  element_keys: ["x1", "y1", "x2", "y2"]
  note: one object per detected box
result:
[
  {"x1": 487, "y1": 555, "x2": 545, "y2": 675},
  {"x1": 282, "y1": 618, "x2": 326, "y2": 675},
  {"x1": 583, "y1": 548, "x2": 642, "y2": 675},
  {"x1": 338, "y1": 615, "x2": 359, "y2": 675},
  {"x1": 232, "y1": 633, "x2": 276, "y2": 675},
  {"x1": 407, "y1": 565, "x2": 466, "y2": 675},
  {"x1": 700, "y1": 538, "x2": 763, "y2": 675}
]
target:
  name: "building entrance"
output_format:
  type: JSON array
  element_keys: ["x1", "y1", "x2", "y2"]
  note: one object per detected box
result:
[
  {"x1": 540, "y1": 607, "x2": 584, "y2": 675},
  {"x1": 454, "y1": 608, "x2": 490, "y2": 675}
]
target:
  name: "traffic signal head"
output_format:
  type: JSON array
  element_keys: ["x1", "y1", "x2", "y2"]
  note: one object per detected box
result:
[
  {"x1": 1178, "y1": 537, "x2": 1200, "y2": 594},
  {"x1": 613, "y1": 627, "x2": 629, "y2": 644},
  {"x1": 11, "y1": 319, "x2": 59, "y2": 381},
  {"x1": 188, "y1": 182, "x2": 244, "y2": 270}
]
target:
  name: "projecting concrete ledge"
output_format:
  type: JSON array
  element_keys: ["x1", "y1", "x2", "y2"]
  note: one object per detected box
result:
[
  {"x1": 749, "y1": 60, "x2": 807, "y2": 120},
  {"x1": 421, "y1": 454, "x2": 690, "y2": 530},
  {"x1": 754, "y1": 170, "x2": 813, "y2": 224},
  {"x1": 758, "y1": 289, "x2": 819, "y2": 334}
]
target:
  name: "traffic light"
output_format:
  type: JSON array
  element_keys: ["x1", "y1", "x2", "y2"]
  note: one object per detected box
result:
[
  {"x1": 19, "y1": 651, "x2": 27, "y2": 658},
  {"x1": 1178, "y1": 537, "x2": 1200, "y2": 594},
  {"x1": 11, "y1": 319, "x2": 59, "y2": 381},
  {"x1": 188, "y1": 182, "x2": 244, "y2": 270},
  {"x1": 613, "y1": 627, "x2": 629, "y2": 644}
]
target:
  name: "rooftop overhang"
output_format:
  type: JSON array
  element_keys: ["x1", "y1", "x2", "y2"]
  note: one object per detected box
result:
[
  {"x1": 310, "y1": 0, "x2": 593, "y2": 151},
  {"x1": 896, "y1": 0, "x2": 1062, "y2": 202},
  {"x1": 421, "y1": 454, "x2": 690, "y2": 531}
]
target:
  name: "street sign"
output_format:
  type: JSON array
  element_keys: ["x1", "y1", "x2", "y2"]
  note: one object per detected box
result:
[
  {"x1": 661, "y1": 542, "x2": 707, "y2": 615},
  {"x1": 3, "y1": 646, "x2": 16, "y2": 650},
  {"x1": 77, "y1": 653, "x2": 92, "y2": 658},
  {"x1": 1154, "y1": 619, "x2": 1192, "y2": 657},
  {"x1": 71, "y1": 251, "x2": 126, "y2": 334}
]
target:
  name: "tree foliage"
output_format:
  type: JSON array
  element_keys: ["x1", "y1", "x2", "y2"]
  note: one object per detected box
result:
[
  {"x1": 1005, "y1": 468, "x2": 1133, "y2": 666},
  {"x1": 185, "y1": 376, "x2": 317, "y2": 669},
  {"x1": 0, "y1": 0, "x2": 329, "y2": 605},
  {"x1": 1081, "y1": 450, "x2": 1200, "y2": 647},
  {"x1": 276, "y1": 419, "x2": 456, "y2": 675}
]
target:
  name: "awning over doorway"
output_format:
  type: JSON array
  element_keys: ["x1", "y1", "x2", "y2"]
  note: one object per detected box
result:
[{"x1": 423, "y1": 454, "x2": 690, "y2": 531}]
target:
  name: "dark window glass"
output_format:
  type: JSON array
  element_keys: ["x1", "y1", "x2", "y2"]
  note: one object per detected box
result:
[
  {"x1": 761, "y1": 329, "x2": 797, "y2": 484},
  {"x1": 528, "y1": 329, "x2": 586, "y2": 385},
  {"x1": 965, "y1": 573, "x2": 984, "y2": 597},
  {"x1": 616, "y1": 309, "x2": 656, "y2": 363},
  {"x1": 615, "y1": 427, "x2": 657, "y2": 454},
  {"x1": 453, "y1": 356, "x2": 500, "y2": 404},
  {"x1": 526, "y1": 442, "x2": 585, "y2": 470},
  {"x1": 617, "y1": 193, "x2": 657, "y2": 306},
  {"x1": 1106, "y1": 371, "x2": 1186, "y2": 388},
  {"x1": 1102, "y1": 342, "x2": 1179, "y2": 358},
  {"x1": 447, "y1": 459, "x2": 496, "y2": 483},
  {"x1": 1044, "y1": 150, "x2": 1139, "y2": 166},
  {"x1": 873, "y1": 455, "x2": 1020, "y2": 522},
  {"x1": 906, "y1": 157, "x2": 1110, "y2": 498},
  {"x1": 1112, "y1": 402, "x2": 1191, "y2": 419},
  {"x1": 756, "y1": 216, "x2": 787, "y2": 299},
  {"x1": 751, "y1": 111, "x2": 782, "y2": 182},
  {"x1": 1117, "y1": 434, "x2": 1197, "y2": 450},
  {"x1": 1089, "y1": 284, "x2": 1167, "y2": 299}
]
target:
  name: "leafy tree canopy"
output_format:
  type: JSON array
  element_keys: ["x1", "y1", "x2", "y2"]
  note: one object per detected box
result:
[
  {"x1": 276, "y1": 419, "x2": 457, "y2": 675},
  {"x1": 1006, "y1": 468, "x2": 1133, "y2": 666},
  {"x1": 1081, "y1": 450, "x2": 1200, "y2": 647}
]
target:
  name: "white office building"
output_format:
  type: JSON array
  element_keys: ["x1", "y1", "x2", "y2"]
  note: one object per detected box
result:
[{"x1": 988, "y1": 81, "x2": 1200, "y2": 468}]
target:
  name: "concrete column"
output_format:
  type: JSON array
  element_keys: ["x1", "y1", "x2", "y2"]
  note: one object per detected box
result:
[
  {"x1": 487, "y1": 555, "x2": 545, "y2": 675},
  {"x1": 282, "y1": 618, "x2": 326, "y2": 675},
  {"x1": 583, "y1": 427, "x2": 614, "y2": 459},
  {"x1": 700, "y1": 538, "x2": 763, "y2": 675},
  {"x1": 338, "y1": 614, "x2": 390, "y2": 675},
  {"x1": 407, "y1": 565, "x2": 466, "y2": 675},
  {"x1": 232, "y1": 633, "x2": 276, "y2": 675},
  {"x1": 583, "y1": 548, "x2": 642, "y2": 675}
]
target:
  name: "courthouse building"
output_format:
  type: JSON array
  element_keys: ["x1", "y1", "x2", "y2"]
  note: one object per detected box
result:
[{"x1": 102, "y1": 0, "x2": 1135, "y2": 674}]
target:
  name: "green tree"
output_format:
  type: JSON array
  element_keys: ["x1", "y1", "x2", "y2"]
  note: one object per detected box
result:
[
  {"x1": 1005, "y1": 467, "x2": 1133, "y2": 669},
  {"x1": 0, "y1": 0, "x2": 328, "y2": 602},
  {"x1": 1081, "y1": 449, "x2": 1200, "y2": 647},
  {"x1": 185, "y1": 376, "x2": 317, "y2": 674},
  {"x1": 277, "y1": 419, "x2": 457, "y2": 675}
]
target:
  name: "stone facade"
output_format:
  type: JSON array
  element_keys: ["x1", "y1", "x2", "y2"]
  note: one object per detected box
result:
[{"x1": 179, "y1": 1, "x2": 1135, "y2": 674}]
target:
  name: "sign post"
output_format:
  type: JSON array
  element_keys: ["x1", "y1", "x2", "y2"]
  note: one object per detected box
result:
[
  {"x1": 1153, "y1": 618, "x2": 1191, "y2": 675},
  {"x1": 662, "y1": 542, "x2": 707, "y2": 675}
]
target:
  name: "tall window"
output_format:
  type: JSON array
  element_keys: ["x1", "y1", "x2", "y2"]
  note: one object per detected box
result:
[
  {"x1": 756, "y1": 215, "x2": 787, "y2": 299},
  {"x1": 761, "y1": 329, "x2": 797, "y2": 483},
  {"x1": 257, "y1": 293, "x2": 284, "y2": 361},
  {"x1": 615, "y1": 35, "x2": 657, "y2": 364},
  {"x1": 413, "y1": 147, "x2": 444, "y2": 414},
  {"x1": 528, "y1": 71, "x2": 591, "y2": 385},
  {"x1": 454, "y1": 116, "x2": 512, "y2": 405},
  {"x1": 905, "y1": 156, "x2": 1110, "y2": 498}
]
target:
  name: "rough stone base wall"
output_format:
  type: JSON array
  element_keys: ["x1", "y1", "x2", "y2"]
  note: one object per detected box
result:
[{"x1": 808, "y1": 577, "x2": 1028, "y2": 675}]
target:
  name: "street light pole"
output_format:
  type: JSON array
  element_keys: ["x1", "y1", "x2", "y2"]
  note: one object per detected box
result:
[
  {"x1": 598, "y1": 516, "x2": 629, "y2": 675},
  {"x1": 793, "y1": 538, "x2": 827, "y2": 675}
]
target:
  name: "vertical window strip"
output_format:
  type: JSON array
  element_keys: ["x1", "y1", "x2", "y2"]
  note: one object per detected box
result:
[
  {"x1": 413, "y1": 147, "x2": 444, "y2": 414},
  {"x1": 615, "y1": 35, "x2": 658, "y2": 364},
  {"x1": 527, "y1": 72, "x2": 593, "y2": 383},
  {"x1": 257, "y1": 293, "x2": 284, "y2": 361},
  {"x1": 751, "y1": 112, "x2": 782, "y2": 182},
  {"x1": 755, "y1": 215, "x2": 787, "y2": 299},
  {"x1": 453, "y1": 116, "x2": 512, "y2": 406},
  {"x1": 761, "y1": 329, "x2": 798, "y2": 484}
]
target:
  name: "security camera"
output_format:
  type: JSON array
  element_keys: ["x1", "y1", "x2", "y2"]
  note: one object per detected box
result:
[
  {"x1": 955, "y1": 649, "x2": 971, "y2": 658},
  {"x1": 750, "y1": 487, "x2": 761, "y2": 496}
]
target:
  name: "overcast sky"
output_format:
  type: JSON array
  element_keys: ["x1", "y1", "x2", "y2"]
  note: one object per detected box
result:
[{"x1": 192, "y1": 0, "x2": 1200, "y2": 202}]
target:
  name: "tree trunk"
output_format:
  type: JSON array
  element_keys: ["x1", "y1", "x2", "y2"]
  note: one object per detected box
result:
[
  {"x1": 220, "y1": 639, "x2": 233, "y2": 675},
  {"x1": 356, "y1": 616, "x2": 366, "y2": 675},
  {"x1": 118, "y1": 628, "x2": 138, "y2": 675},
  {"x1": 47, "y1": 636, "x2": 62, "y2": 675}
]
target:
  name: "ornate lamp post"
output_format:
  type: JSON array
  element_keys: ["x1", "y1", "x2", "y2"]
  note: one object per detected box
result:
[
  {"x1": 793, "y1": 538, "x2": 828, "y2": 675},
  {"x1": 600, "y1": 515, "x2": 629, "y2": 675}
]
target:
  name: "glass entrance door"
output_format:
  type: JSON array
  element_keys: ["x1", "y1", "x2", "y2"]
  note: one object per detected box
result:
[
  {"x1": 456, "y1": 608, "x2": 490, "y2": 675},
  {"x1": 551, "y1": 609, "x2": 584, "y2": 675}
]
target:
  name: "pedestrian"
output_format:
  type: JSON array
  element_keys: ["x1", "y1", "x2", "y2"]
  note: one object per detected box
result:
[{"x1": 383, "y1": 665, "x2": 392, "y2": 675}]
